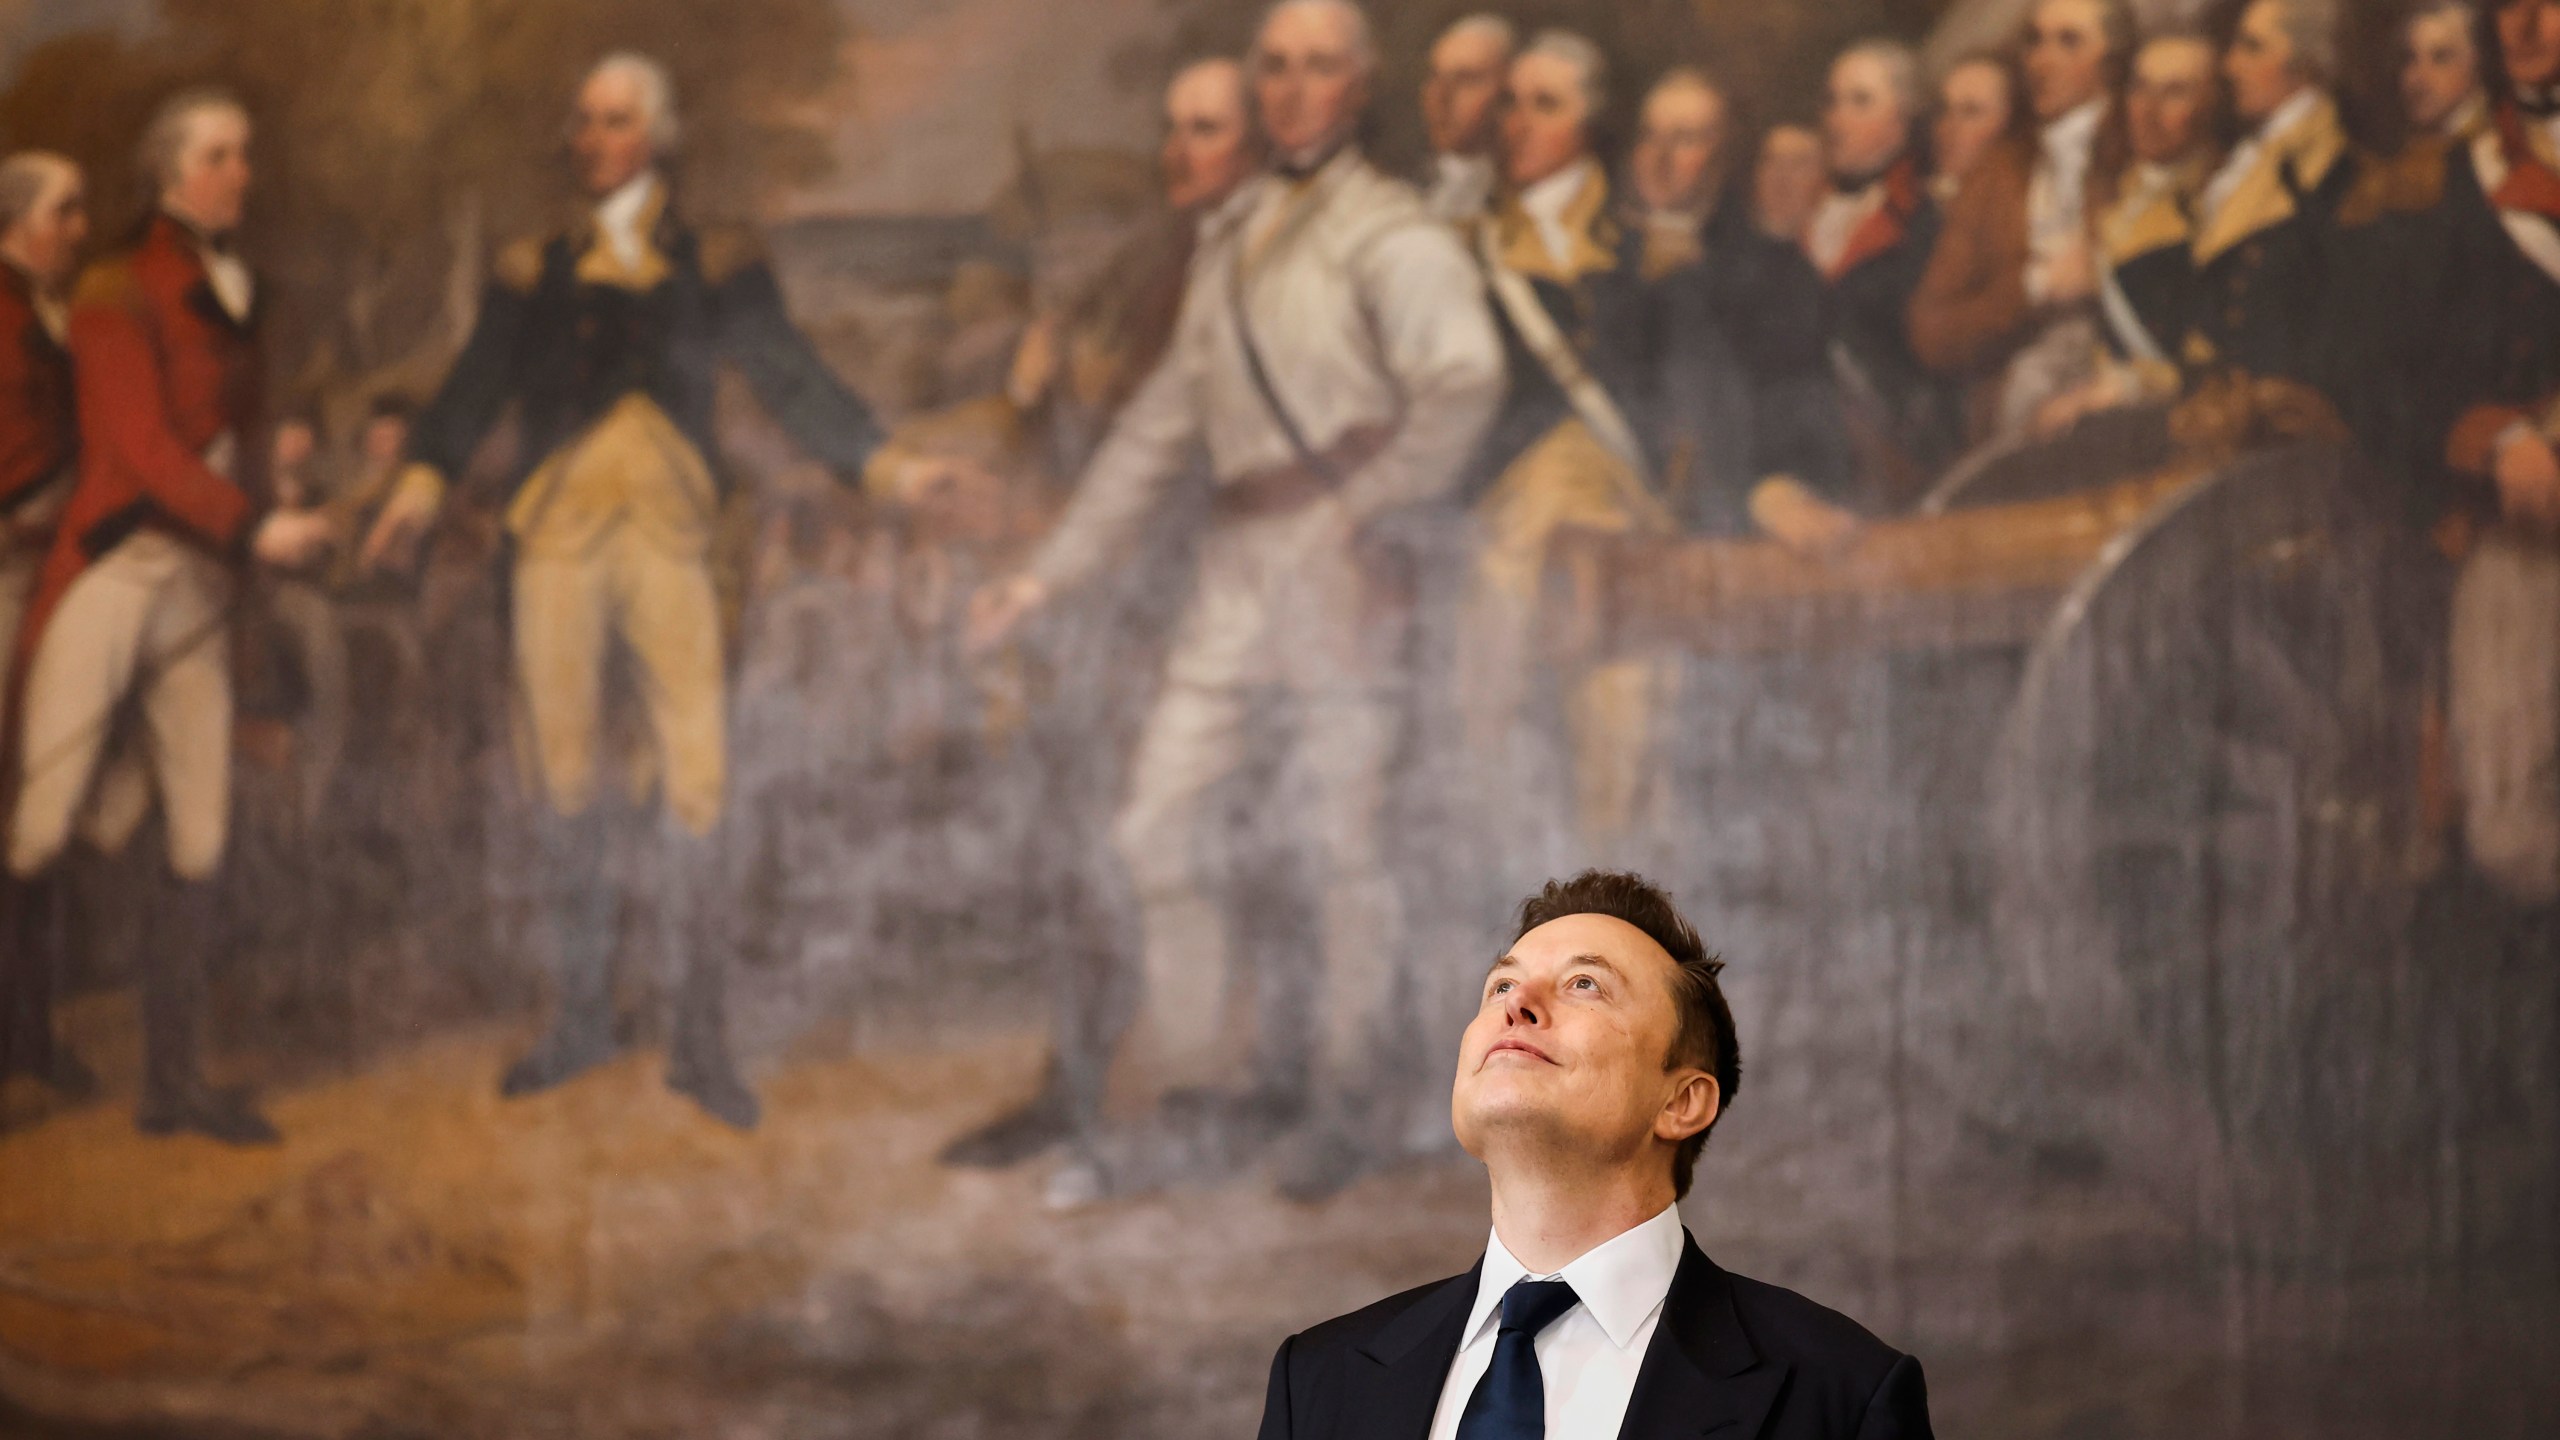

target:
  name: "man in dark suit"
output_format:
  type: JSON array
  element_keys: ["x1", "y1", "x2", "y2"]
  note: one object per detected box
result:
[
  {"x1": 360, "y1": 53, "x2": 929, "y2": 1129},
  {"x1": 1256, "y1": 870, "x2": 1933, "y2": 1440}
]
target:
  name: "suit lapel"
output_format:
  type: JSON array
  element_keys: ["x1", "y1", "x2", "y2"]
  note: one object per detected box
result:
[
  {"x1": 1346, "y1": 1264, "x2": 1480, "y2": 1440},
  {"x1": 1614, "y1": 1238, "x2": 1790, "y2": 1440}
]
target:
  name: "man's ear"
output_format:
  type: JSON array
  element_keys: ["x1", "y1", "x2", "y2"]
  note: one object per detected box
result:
[{"x1": 1656, "y1": 1070, "x2": 1720, "y2": 1144}]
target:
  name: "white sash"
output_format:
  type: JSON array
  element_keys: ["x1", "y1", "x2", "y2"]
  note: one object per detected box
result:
[{"x1": 1472, "y1": 225, "x2": 1673, "y2": 530}]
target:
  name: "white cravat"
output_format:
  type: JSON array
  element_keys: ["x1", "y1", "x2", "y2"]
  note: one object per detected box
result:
[
  {"x1": 1518, "y1": 157, "x2": 1600, "y2": 272},
  {"x1": 1426, "y1": 1204, "x2": 1685, "y2": 1440},
  {"x1": 1430, "y1": 152, "x2": 1499, "y2": 222},
  {"x1": 165, "y1": 212, "x2": 253, "y2": 324},
  {"x1": 2199, "y1": 87, "x2": 2320, "y2": 227},
  {"x1": 595, "y1": 171, "x2": 661, "y2": 270},
  {"x1": 2025, "y1": 98, "x2": 2106, "y2": 301},
  {"x1": 1805, "y1": 179, "x2": 1887, "y2": 277}
]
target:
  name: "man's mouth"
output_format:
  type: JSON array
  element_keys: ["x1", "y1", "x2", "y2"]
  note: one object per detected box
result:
[{"x1": 1485, "y1": 1039, "x2": 1555, "y2": 1065}]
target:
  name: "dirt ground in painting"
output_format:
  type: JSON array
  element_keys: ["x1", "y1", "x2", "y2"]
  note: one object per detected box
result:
[
  {"x1": 2, "y1": 990, "x2": 2556, "y2": 1440},
  {"x1": 0, "y1": 998, "x2": 1491, "y2": 1440}
]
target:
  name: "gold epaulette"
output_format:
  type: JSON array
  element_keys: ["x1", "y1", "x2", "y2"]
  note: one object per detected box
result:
[
  {"x1": 492, "y1": 234, "x2": 549, "y2": 294},
  {"x1": 68, "y1": 256, "x2": 141, "y2": 312},
  {"x1": 2340, "y1": 137, "x2": 2450, "y2": 227},
  {"x1": 695, "y1": 224, "x2": 768, "y2": 287}
]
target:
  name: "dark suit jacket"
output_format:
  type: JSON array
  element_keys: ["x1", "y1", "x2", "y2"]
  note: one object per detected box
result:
[
  {"x1": 1256, "y1": 1233, "x2": 1932, "y2": 1440},
  {"x1": 408, "y1": 195, "x2": 883, "y2": 498},
  {"x1": 1661, "y1": 200, "x2": 1855, "y2": 529},
  {"x1": 1818, "y1": 159, "x2": 1958, "y2": 478}
]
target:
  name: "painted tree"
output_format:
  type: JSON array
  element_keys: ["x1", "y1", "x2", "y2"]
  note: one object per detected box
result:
[{"x1": 1, "y1": 0, "x2": 848, "y2": 416}]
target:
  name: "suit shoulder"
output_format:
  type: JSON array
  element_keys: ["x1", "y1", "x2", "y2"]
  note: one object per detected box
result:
[
  {"x1": 2342, "y1": 136, "x2": 2454, "y2": 226},
  {"x1": 1284, "y1": 1271, "x2": 1470, "y2": 1357},
  {"x1": 68, "y1": 254, "x2": 143, "y2": 313},
  {"x1": 693, "y1": 222, "x2": 772, "y2": 287},
  {"x1": 493, "y1": 233, "x2": 554, "y2": 294},
  {"x1": 1721, "y1": 1270, "x2": 1904, "y2": 1385}
]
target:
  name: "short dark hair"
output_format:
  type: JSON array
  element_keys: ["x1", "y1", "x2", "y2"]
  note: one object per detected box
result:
[{"x1": 1510, "y1": 869, "x2": 1739, "y2": 1199}]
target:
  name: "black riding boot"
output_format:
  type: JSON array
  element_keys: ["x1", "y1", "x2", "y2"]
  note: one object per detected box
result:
[
  {"x1": 502, "y1": 809, "x2": 621, "y2": 1097},
  {"x1": 0, "y1": 871, "x2": 95, "y2": 1101},
  {"x1": 136, "y1": 877, "x2": 277, "y2": 1145},
  {"x1": 663, "y1": 825, "x2": 757, "y2": 1130}
]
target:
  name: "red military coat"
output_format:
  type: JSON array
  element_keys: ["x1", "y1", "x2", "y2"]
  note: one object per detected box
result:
[
  {"x1": 18, "y1": 212, "x2": 264, "y2": 667},
  {"x1": 0, "y1": 260, "x2": 75, "y2": 521}
]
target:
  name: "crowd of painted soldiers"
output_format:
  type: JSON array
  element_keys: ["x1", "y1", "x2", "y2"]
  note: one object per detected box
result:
[{"x1": 0, "y1": 0, "x2": 2553, "y2": 1205}]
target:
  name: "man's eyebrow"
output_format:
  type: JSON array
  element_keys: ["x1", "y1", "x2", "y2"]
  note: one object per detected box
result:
[{"x1": 1483, "y1": 952, "x2": 1629, "y2": 978}]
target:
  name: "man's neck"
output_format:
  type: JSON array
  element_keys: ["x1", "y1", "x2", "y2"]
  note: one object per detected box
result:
[
  {"x1": 1275, "y1": 135, "x2": 1354, "y2": 181},
  {"x1": 1486, "y1": 1153, "x2": 1678, "y2": 1276}
]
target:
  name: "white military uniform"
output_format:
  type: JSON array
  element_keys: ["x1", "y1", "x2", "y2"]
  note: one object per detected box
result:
[{"x1": 1030, "y1": 146, "x2": 1504, "y2": 1102}]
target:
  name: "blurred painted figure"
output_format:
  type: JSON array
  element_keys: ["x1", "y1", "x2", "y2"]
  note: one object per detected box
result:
[
  {"x1": 0, "y1": 151, "x2": 90, "y2": 1104},
  {"x1": 939, "y1": 55, "x2": 1266, "y2": 1176},
  {"x1": 2176, "y1": 0, "x2": 2362, "y2": 397},
  {"x1": 2037, "y1": 32, "x2": 2223, "y2": 433},
  {"x1": 1911, "y1": 0, "x2": 2134, "y2": 446},
  {"x1": 1931, "y1": 54, "x2": 2018, "y2": 204},
  {"x1": 1623, "y1": 68, "x2": 1853, "y2": 528},
  {"x1": 363, "y1": 54, "x2": 915, "y2": 1130},
  {"x1": 1421, "y1": 13, "x2": 1518, "y2": 223},
  {"x1": 2393, "y1": 0, "x2": 2560, "y2": 912},
  {"x1": 1456, "y1": 29, "x2": 1682, "y2": 882},
  {"x1": 1807, "y1": 40, "x2": 1956, "y2": 493},
  {"x1": 971, "y1": 0, "x2": 1503, "y2": 1203},
  {"x1": 9, "y1": 94, "x2": 339, "y2": 1144}
]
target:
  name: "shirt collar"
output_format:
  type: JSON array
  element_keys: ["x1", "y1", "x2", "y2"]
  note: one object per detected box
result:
[
  {"x1": 1463, "y1": 1204, "x2": 1685, "y2": 1354},
  {"x1": 596, "y1": 171, "x2": 663, "y2": 251},
  {"x1": 2250, "y1": 88, "x2": 2322, "y2": 151},
  {"x1": 1520, "y1": 156, "x2": 1600, "y2": 227}
]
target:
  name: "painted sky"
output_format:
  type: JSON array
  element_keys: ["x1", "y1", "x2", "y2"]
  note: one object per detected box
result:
[
  {"x1": 790, "y1": 0, "x2": 1168, "y2": 217},
  {"x1": 0, "y1": 0, "x2": 1170, "y2": 219}
]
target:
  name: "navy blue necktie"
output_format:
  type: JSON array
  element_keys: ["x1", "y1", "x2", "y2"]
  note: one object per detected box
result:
[{"x1": 1455, "y1": 1278, "x2": 1582, "y2": 1440}]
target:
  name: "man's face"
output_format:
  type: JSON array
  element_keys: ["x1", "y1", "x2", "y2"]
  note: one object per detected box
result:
[
  {"x1": 1630, "y1": 81, "x2": 1728, "y2": 214},
  {"x1": 1161, "y1": 62, "x2": 1255, "y2": 211},
  {"x1": 1754, "y1": 125, "x2": 1827, "y2": 239},
  {"x1": 1499, "y1": 51, "x2": 1593, "y2": 190},
  {"x1": 1933, "y1": 61, "x2": 2013, "y2": 183},
  {"x1": 2022, "y1": 0, "x2": 2114, "y2": 122},
  {"x1": 2403, "y1": 10, "x2": 2482, "y2": 130},
  {"x1": 166, "y1": 108, "x2": 251, "y2": 236},
  {"x1": 270, "y1": 419, "x2": 316, "y2": 475},
  {"x1": 571, "y1": 69, "x2": 658, "y2": 199},
  {"x1": 361, "y1": 414, "x2": 410, "y2": 467},
  {"x1": 2500, "y1": 0, "x2": 2560, "y2": 92},
  {"x1": 2127, "y1": 38, "x2": 2217, "y2": 163},
  {"x1": 6, "y1": 163, "x2": 88, "y2": 290},
  {"x1": 1451, "y1": 914, "x2": 1715, "y2": 1172},
  {"x1": 1824, "y1": 53, "x2": 1912, "y2": 180},
  {"x1": 2224, "y1": 0, "x2": 2307, "y2": 126},
  {"x1": 1252, "y1": 3, "x2": 1369, "y2": 162},
  {"x1": 1422, "y1": 25, "x2": 1511, "y2": 157}
]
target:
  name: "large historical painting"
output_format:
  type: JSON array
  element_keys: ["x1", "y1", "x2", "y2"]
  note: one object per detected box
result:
[{"x1": 0, "y1": 0, "x2": 2554, "y2": 1435}]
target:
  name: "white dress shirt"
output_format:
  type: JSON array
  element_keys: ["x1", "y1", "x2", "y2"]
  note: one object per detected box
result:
[{"x1": 1426, "y1": 1204, "x2": 1686, "y2": 1440}]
